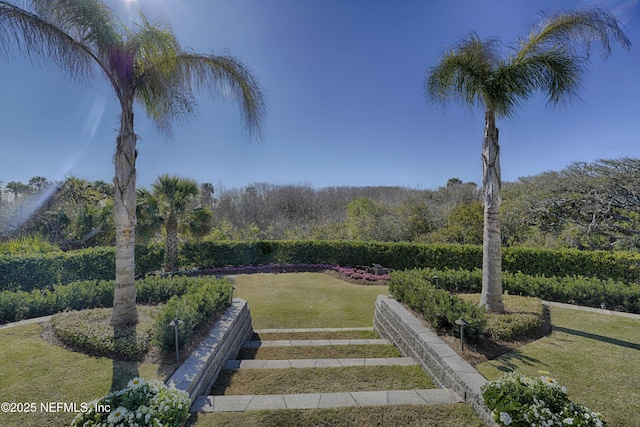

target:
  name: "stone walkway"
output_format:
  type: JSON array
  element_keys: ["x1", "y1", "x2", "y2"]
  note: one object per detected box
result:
[{"x1": 191, "y1": 327, "x2": 463, "y2": 413}]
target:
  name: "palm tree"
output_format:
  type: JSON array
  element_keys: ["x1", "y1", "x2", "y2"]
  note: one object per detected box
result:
[
  {"x1": 1, "y1": 0, "x2": 265, "y2": 325},
  {"x1": 425, "y1": 7, "x2": 630, "y2": 312},
  {"x1": 137, "y1": 174, "x2": 213, "y2": 271}
]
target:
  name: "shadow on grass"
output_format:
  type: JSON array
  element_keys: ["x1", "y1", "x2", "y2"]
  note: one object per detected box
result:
[
  {"x1": 110, "y1": 325, "x2": 140, "y2": 392},
  {"x1": 553, "y1": 326, "x2": 640, "y2": 351},
  {"x1": 489, "y1": 352, "x2": 547, "y2": 373}
]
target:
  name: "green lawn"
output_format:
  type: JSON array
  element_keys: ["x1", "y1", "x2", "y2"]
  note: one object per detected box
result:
[
  {"x1": 212, "y1": 365, "x2": 435, "y2": 395},
  {"x1": 192, "y1": 273, "x2": 484, "y2": 427},
  {"x1": 230, "y1": 272, "x2": 389, "y2": 328},
  {"x1": 13, "y1": 272, "x2": 636, "y2": 427},
  {"x1": 0, "y1": 322, "x2": 166, "y2": 427},
  {"x1": 477, "y1": 306, "x2": 640, "y2": 427}
]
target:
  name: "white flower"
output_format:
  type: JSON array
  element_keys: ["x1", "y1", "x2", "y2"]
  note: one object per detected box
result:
[
  {"x1": 107, "y1": 406, "x2": 129, "y2": 424},
  {"x1": 127, "y1": 377, "x2": 147, "y2": 389},
  {"x1": 563, "y1": 418, "x2": 574, "y2": 425},
  {"x1": 500, "y1": 412, "x2": 513, "y2": 426}
]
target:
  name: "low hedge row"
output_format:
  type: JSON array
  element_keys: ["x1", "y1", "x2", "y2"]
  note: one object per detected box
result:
[
  {"x1": 389, "y1": 269, "x2": 488, "y2": 342},
  {"x1": 0, "y1": 275, "x2": 202, "y2": 324},
  {"x1": 402, "y1": 267, "x2": 640, "y2": 314},
  {"x1": 152, "y1": 279, "x2": 233, "y2": 351},
  {"x1": 47, "y1": 277, "x2": 232, "y2": 360}
]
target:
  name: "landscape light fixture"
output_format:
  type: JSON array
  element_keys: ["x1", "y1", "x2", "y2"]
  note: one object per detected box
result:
[
  {"x1": 168, "y1": 318, "x2": 184, "y2": 363},
  {"x1": 455, "y1": 318, "x2": 469, "y2": 351}
]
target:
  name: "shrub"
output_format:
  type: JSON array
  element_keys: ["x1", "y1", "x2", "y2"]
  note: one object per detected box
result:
[
  {"x1": 152, "y1": 278, "x2": 233, "y2": 351},
  {"x1": 390, "y1": 269, "x2": 487, "y2": 342},
  {"x1": 0, "y1": 235, "x2": 61, "y2": 255},
  {"x1": 0, "y1": 275, "x2": 211, "y2": 324},
  {"x1": 459, "y1": 294, "x2": 546, "y2": 341},
  {"x1": 51, "y1": 307, "x2": 155, "y2": 361},
  {"x1": 71, "y1": 377, "x2": 190, "y2": 427},
  {"x1": 396, "y1": 267, "x2": 640, "y2": 314},
  {"x1": 482, "y1": 372, "x2": 606, "y2": 426}
]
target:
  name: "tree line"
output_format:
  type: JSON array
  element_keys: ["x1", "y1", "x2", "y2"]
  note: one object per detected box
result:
[{"x1": 2, "y1": 157, "x2": 640, "y2": 252}]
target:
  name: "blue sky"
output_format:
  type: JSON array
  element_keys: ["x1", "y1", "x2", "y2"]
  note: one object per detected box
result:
[{"x1": 1, "y1": 0, "x2": 638, "y2": 191}]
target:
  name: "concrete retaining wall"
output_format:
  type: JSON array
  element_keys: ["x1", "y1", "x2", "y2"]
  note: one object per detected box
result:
[
  {"x1": 166, "y1": 298, "x2": 252, "y2": 402},
  {"x1": 373, "y1": 295, "x2": 498, "y2": 426}
]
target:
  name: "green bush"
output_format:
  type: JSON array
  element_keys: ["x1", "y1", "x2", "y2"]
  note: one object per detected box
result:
[
  {"x1": 389, "y1": 269, "x2": 487, "y2": 342},
  {"x1": 0, "y1": 275, "x2": 209, "y2": 324},
  {"x1": 0, "y1": 245, "x2": 163, "y2": 292},
  {"x1": 0, "y1": 235, "x2": 61, "y2": 255},
  {"x1": 3, "y1": 240, "x2": 640, "y2": 292},
  {"x1": 152, "y1": 278, "x2": 232, "y2": 351},
  {"x1": 179, "y1": 240, "x2": 640, "y2": 283},
  {"x1": 400, "y1": 267, "x2": 640, "y2": 314},
  {"x1": 51, "y1": 307, "x2": 154, "y2": 360},
  {"x1": 460, "y1": 294, "x2": 547, "y2": 341}
]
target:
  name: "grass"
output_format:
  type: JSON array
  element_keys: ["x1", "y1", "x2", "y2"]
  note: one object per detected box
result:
[
  {"x1": 252, "y1": 330, "x2": 380, "y2": 340},
  {"x1": 186, "y1": 404, "x2": 485, "y2": 427},
  {"x1": 477, "y1": 306, "x2": 640, "y2": 427},
  {"x1": 0, "y1": 323, "x2": 166, "y2": 427},
  {"x1": 230, "y1": 272, "x2": 388, "y2": 328},
  {"x1": 239, "y1": 344, "x2": 401, "y2": 360},
  {"x1": 189, "y1": 272, "x2": 484, "y2": 427},
  {"x1": 212, "y1": 365, "x2": 435, "y2": 395}
]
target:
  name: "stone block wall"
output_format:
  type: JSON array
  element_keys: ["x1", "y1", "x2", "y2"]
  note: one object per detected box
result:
[
  {"x1": 374, "y1": 295, "x2": 498, "y2": 426},
  {"x1": 166, "y1": 298, "x2": 252, "y2": 402}
]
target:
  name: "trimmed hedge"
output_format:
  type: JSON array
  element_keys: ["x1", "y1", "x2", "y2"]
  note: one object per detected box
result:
[
  {"x1": 180, "y1": 240, "x2": 640, "y2": 283},
  {"x1": 400, "y1": 267, "x2": 640, "y2": 314},
  {"x1": 152, "y1": 278, "x2": 232, "y2": 351},
  {"x1": 2, "y1": 240, "x2": 640, "y2": 293},
  {"x1": 389, "y1": 269, "x2": 488, "y2": 342},
  {"x1": 51, "y1": 307, "x2": 154, "y2": 361},
  {"x1": 0, "y1": 275, "x2": 202, "y2": 324},
  {"x1": 0, "y1": 245, "x2": 163, "y2": 292}
]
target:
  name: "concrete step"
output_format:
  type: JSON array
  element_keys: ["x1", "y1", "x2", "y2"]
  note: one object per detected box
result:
[
  {"x1": 243, "y1": 338, "x2": 390, "y2": 348},
  {"x1": 224, "y1": 357, "x2": 417, "y2": 369},
  {"x1": 191, "y1": 389, "x2": 463, "y2": 412}
]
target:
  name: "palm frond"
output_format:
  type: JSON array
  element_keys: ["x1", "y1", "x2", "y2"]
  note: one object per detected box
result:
[
  {"x1": 178, "y1": 205, "x2": 213, "y2": 239},
  {"x1": 136, "y1": 187, "x2": 163, "y2": 240},
  {"x1": 0, "y1": 0, "x2": 96, "y2": 80},
  {"x1": 507, "y1": 49, "x2": 584, "y2": 107},
  {"x1": 31, "y1": 0, "x2": 121, "y2": 50},
  {"x1": 425, "y1": 32, "x2": 502, "y2": 111},
  {"x1": 518, "y1": 6, "x2": 631, "y2": 60},
  {"x1": 128, "y1": 14, "x2": 197, "y2": 137},
  {"x1": 174, "y1": 52, "x2": 267, "y2": 140}
]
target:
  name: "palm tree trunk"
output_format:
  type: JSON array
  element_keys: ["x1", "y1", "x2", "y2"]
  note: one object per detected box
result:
[
  {"x1": 111, "y1": 99, "x2": 138, "y2": 326},
  {"x1": 479, "y1": 109, "x2": 505, "y2": 313},
  {"x1": 165, "y1": 213, "x2": 178, "y2": 271}
]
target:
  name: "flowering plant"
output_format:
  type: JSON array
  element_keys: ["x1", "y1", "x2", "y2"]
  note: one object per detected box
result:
[
  {"x1": 71, "y1": 378, "x2": 190, "y2": 427},
  {"x1": 481, "y1": 372, "x2": 606, "y2": 426}
]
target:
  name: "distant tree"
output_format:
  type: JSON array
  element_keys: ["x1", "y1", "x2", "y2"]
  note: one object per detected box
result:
[
  {"x1": 28, "y1": 176, "x2": 49, "y2": 192},
  {"x1": 6, "y1": 181, "x2": 30, "y2": 200},
  {"x1": 2, "y1": 0, "x2": 265, "y2": 326},
  {"x1": 137, "y1": 175, "x2": 213, "y2": 271},
  {"x1": 447, "y1": 177, "x2": 463, "y2": 187},
  {"x1": 346, "y1": 197, "x2": 384, "y2": 241},
  {"x1": 443, "y1": 201, "x2": 483, "y2": 245},
  {"x1": 200, "y1": 182, "x2": 216, "y2": 208},
  {"x1": 425, "y1": 7, "x2": 630, "y2": 312}
]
